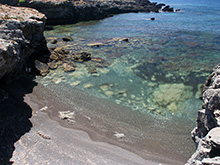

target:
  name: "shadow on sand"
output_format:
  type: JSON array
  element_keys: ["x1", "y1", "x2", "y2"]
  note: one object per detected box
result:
[{"x1": 0, "y1": 76, "x2": 37, "y2": 164}]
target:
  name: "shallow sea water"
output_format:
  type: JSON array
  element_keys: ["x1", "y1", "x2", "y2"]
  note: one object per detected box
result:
[
  {"x1": 37, "y1": 0, "x2": 220, "y2": 162},
  {"x1": 43, "y1": 0, "x2": 220, "y2": 120}
]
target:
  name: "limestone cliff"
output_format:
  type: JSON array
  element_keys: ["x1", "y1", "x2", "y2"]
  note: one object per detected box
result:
[
  {"x1": 187, "y1": 64, "x2": 220, "y2": 165},
  {"x1": 0, "y1": 4, "x2": 47, "y2": 81}
]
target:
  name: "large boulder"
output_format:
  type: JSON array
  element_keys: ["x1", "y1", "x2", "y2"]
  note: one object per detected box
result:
[{"x1": 0, "y1": 4, "x2": 47, "y2": 81}]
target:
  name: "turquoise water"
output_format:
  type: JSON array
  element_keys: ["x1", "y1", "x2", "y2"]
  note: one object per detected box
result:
[{"x1": 43, "y1": 0, "x2": 220, "y2": 120}]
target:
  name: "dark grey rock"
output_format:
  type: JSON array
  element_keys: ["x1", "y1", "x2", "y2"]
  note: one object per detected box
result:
[{"x1": 162, "y1": 5, "x2": 174, "y2": 12}]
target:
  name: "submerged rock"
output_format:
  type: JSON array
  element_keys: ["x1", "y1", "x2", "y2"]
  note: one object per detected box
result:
[
  {"x1": 105, "y1": 91, "x2": 114, "y2": 97},
  {"x1": 70, "y1": 81, "x2": 81, "y2": 87},
  {"x1": 87, "y1": 42, "x2": 104, "y2": 47},
  {"x1": 62, "y1": 63, "x2": 75, "y2": 72},
  {"x1": 100, "y1": 84, "x2": 110, "y2": 91},
  {"x1": 50, "y1": 47, "x2": 69, "y2": 61},
  {"x1": 119, "y1": 38, "x2": 129, "y2": 42},
  {"x1": 91, "y1": 57, "x2": 105, "y2": 63},
  {"x1": 72, "y1": 52, "x2": 91, "y2": 62},
  {"x1": 151, "y1": 83, "x2": 193, "y2": 113},
  {"x1": 83, "y1": 83, "x2": 93, "y2": 88},
  {"x1": 48, "y1": 62, "x2": 58, "y2": 70},
  {"x1": 35, "y1": 60, "x2": 49, "y2": 76}
]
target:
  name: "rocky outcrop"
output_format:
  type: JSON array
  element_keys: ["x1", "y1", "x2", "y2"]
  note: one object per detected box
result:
[
  {"x1": 162, "y1": 5, "x2": 174, "y2": 12},
  {"x1": 187, "y1": 64, "x2": 220, "y2": 165},
  {"x1": 0, "y1": 4, "x2": 47, "y2": 81},
  {"x1": 16, "y1": 0, "x2": 170, "y2": 25}
]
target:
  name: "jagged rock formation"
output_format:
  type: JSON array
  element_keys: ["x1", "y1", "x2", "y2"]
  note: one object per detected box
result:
[
  {"x1": 187, "y1": 64, "x2": 220, "y2": 165},
  {"x1": 0, "y1": 4, "x2": 47, "y2": 81},
  {"x1": 3, "y1": 0, "x2": 171, "y2": 25}
]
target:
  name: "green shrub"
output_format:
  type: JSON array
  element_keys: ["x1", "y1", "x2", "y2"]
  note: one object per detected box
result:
[{"x1": 19, "y1": 0, "x2": 25, "y2": 3}]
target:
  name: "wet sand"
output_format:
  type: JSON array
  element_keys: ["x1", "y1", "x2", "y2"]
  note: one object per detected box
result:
[{"x1": 1, "y1": 76, "x2": 195, "y2": 164}]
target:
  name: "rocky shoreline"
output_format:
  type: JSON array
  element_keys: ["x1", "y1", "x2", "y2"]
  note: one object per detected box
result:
[
  {"x1": 1, "y1": 0, "x2": 174, "y2": 25},
  {"x1": 186, "y1": 64, "x2": 220, "y2": 165}
]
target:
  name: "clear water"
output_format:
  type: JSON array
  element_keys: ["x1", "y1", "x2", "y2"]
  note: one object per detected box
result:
[{"x1": 42, "y1": 0, "x2": 220, "y2": 121}]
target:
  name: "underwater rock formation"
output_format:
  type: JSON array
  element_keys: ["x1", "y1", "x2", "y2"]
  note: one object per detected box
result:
[
  {"x1": 187, "y1": 64, "x2": 220, "y2": 165},
  {"x1": 152, "y1": 83, "x2": 193, "y2": 113},
  {"x1": 0, "y1": 4, "x2": 46, "y2": 81}
]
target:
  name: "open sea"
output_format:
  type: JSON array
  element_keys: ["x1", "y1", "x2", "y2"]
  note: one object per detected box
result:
[{"x1": 39, "y1": 0, "x2": 220, "y2": 162}]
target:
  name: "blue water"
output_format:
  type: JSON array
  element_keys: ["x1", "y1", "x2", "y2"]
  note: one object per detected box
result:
[{"x1": 43, "y1": 0, "x2": 220, "y2": 120}]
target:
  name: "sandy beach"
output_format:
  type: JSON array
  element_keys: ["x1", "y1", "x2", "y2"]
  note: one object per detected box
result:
[{"x1": 0, "y1": 76, "x2": 195, "y2": 164}]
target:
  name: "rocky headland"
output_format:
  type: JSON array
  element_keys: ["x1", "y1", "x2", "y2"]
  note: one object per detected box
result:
[
  {"x1": 1, "y1": 0, "x2": 173, "y2": 25},
  {"x1": 187, "y1": 64, "x2": 220, "y2": 165}
]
